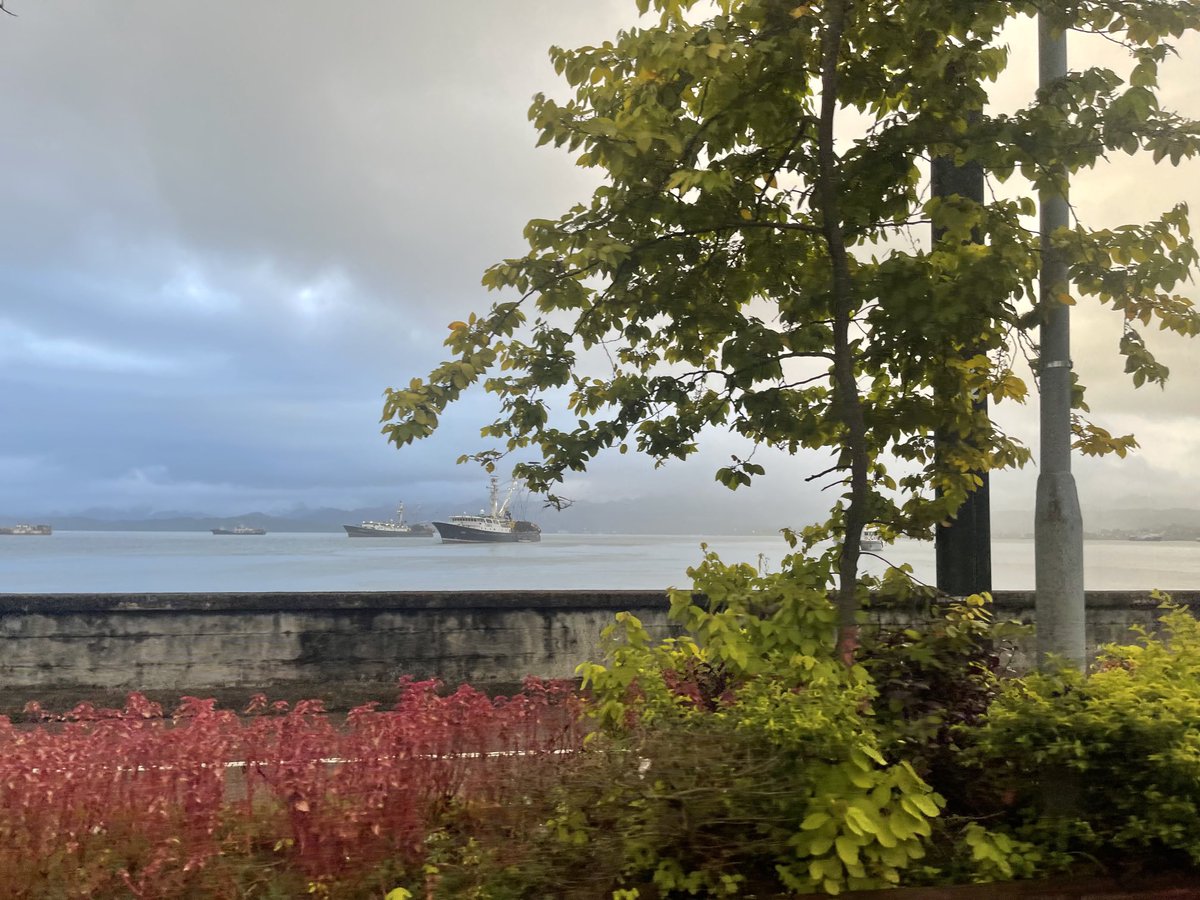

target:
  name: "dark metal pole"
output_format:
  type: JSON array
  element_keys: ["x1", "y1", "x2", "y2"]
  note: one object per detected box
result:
[
  {"x1": 1034, "y1": 16, "x2": 1086, "y2": 667},
  {"x1": 932, "y1": 152, "x2": 992, "y2": 597}
]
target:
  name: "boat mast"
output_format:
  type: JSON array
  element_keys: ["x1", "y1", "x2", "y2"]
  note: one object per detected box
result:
[{"x1": 487, "y1": 476, "x2": 502, "y2": 517}]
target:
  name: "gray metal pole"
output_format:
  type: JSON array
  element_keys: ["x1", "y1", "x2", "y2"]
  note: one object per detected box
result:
[{"x1": 1034, "y1": 15, "x2": 1086, "y2": 668}]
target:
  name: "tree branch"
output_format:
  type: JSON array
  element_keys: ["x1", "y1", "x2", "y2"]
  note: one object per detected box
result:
[{"x1": 805, "y1": 464, "x2": 843, "y2": 483}]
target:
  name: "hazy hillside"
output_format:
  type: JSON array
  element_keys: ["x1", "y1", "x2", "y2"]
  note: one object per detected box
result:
[
  {"x1": 991, "y1": 507, "x2": 1200, "y2": 539},
  {"x1": 15, "y1": 501, "x2": 1200, "y2": 539}
]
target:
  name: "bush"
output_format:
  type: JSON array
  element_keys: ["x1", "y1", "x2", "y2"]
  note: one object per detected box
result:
[
  {"x1": 0, "y1": 678, "x2": 582, "y2": 899},
  {"x1": 862, "y1": 588, "x2": 1029, "y2": 804},
  {"x1": 9, "y1": 581, "x2": 1200, "y2": 897},
  {"x1": 962, "y1": 600, "x2": 1200, "y2": 878},
  {"x1": 567, "y1": 548, "x2": 945, "y2": 897}
]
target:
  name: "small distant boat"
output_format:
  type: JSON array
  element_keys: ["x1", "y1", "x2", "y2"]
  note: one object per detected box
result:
[
  {"x1": 1128, "y1": 533, "x2": 1164, "y2": 542},
  {"x1": 211, "y1": 524, "x2": 267, "y2": 535},
  {"x1": 343, "y1": 503, "x2": 435, "y2": 538},
  {"x1": 0, "y1": 523, "x2": 52, "y2": 536},
  {"x1": 860, "y1": 529, "x2": 884, "y2": 552},
  {"x1": 433, "y1": 477, "x2": 541, "y2": 544}
]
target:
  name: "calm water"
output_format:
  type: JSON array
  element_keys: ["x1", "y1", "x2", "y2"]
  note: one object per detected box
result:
[{"x1": 0, "y1": 531, "x2": 1199, "y2": 594}]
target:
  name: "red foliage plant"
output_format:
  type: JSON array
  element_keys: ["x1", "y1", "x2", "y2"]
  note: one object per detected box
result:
[{"x1": 0, "y1": 677, "x2": 582, "y2": 898}]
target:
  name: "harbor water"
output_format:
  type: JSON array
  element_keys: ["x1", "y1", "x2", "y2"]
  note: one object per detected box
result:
[{"x1": 1, "y1": 531, "x2": 1199, "y2": 594}]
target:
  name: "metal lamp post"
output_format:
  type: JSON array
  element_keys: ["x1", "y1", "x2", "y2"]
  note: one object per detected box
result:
[{"x1": 1034, "y1": 13, "x2": 1086, "y2": 668}]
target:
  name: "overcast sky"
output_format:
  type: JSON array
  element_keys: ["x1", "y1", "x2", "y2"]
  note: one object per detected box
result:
[{"x1": 1, "y1": 2, "x2": 1196, "y2": 525}]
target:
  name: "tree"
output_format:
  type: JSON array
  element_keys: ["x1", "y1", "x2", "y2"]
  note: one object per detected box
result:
[{"x1": 383, "y1": 0, "x2": 1200, "y2": 655}]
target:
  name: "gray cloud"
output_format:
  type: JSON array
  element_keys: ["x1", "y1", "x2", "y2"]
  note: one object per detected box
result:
[{"x1": 0, "y1": 2, "x2": 1196, "y2": 523}]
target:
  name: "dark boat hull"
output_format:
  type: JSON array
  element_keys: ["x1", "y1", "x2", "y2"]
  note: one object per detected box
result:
[
  {"x1": 432, "y1": 521, "x2": 520, "y2": 543},
  {"x1": 432, "y1": 521, "x2": 541, "y2": 543},
  {"x1": 514, "y1": 521, "x2": 541, "y2": 542},
  {"x1": 343, "y1": 524, "x2": 434, "y2": 538}
]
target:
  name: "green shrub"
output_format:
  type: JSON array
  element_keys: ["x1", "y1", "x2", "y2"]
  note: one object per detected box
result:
[
  {"x1": 535, "y1": 564, "x2": 1200, "y2": 894},
  {"x1": 855, "y1": 582, "x2": 1044, "y2": 886},
  {"x1": 570, "y1": 548, "x2": 945, "y2": 897},
  {"x1": 963, "y1": 600, "x2": 1200, "y2": 876},
  {"x1": 862, "y1": 588, "x2": 1029, "y2": 784}
]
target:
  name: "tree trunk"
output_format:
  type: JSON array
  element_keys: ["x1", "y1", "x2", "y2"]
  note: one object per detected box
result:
[{"x1": 816, "y1": 0, "x2": 869, "y2": 664}]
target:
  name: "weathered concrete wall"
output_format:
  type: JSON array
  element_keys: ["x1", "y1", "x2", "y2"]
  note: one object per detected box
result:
[
  {"x1": 993, "y1": 590, "x2": 1200, "y2": 659},
  {"x1": 875, "y1": 591, "x2": 1200, "y2": 672},
  {"x1": 0, "y1": 591, "x2": 678, "y2": 711},
  {"x1": 1, "y1": 590, "x2": 1197, "y2": 712}
]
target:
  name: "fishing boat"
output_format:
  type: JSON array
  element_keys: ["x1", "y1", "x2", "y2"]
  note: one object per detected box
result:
[
  {"x1": 343, "y1": 503, "x2": 435, "y2": 538},
  {"x1": 432, "y1": 477, "x2": 541, "y2": 544},
  {"x1": 211, "y1": 524, "x2": 267, "y2": 535},
  {"x1": 860, "y1": 529, "x2": 884, "y2": 552},
  {"x1": 0, "y1": 523, "x2": 52, "y2": 535}
]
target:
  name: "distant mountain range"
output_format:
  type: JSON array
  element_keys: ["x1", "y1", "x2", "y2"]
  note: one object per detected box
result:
[
  {"x1": 991, "y1": 507, "x2": 1200, "y2": 541},
  {"x1": 8, "y1": 501, "x2": 1200, "y2": 539},
  {"x1": 7, "y1": 494, "x2": 804, "y2": 536}
]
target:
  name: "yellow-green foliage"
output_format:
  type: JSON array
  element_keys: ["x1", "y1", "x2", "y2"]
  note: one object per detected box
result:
[
  {"x1": 575, "y1": 549, "x2": 944, "y2": 896},
  {"x1": 966, "y1": 599, "x2": 1200, "y2": 871},
  {"x1": 384, "y1": 0, "x2": 1200, "y2": 536},
  {"x1": 571, "y1": 572, "x2": 1200, "y2": 894}
]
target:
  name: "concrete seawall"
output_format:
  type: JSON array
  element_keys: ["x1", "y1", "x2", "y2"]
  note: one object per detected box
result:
[
  {"x1": 1, "y1": 590, "x2": 1197, "y2": 712},
  {"x1": 0, "y1": 591, "x2": 678, "y2": 712}
]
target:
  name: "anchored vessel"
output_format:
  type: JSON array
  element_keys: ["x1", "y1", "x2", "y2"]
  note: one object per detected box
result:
[
  {"x1": 211, "y1": 524, "x2": 267, "y2": 535},
  {"x1": 432, "y1": 477, "x2": 541, "y2": 544},
  {"x1": 860, "y1": 529, "x2": 884, "y2": 552},
  {"x1": 343, "y1": 503, "x2": 435, "y2": 538},
  {"x1": 0, "y1": 524, "x2": 52, "y2": 535}
]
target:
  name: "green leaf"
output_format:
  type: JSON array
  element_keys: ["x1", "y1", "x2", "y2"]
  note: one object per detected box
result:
[
  {"x1": 835, "y1": 836, "x2": 860, "y2": 867},
  {"x1": 801, "y1": 812, "x2": 832, "y2": 831}
]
